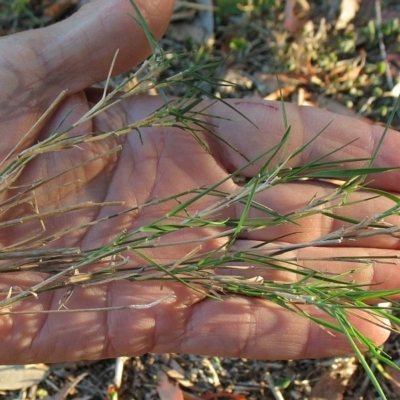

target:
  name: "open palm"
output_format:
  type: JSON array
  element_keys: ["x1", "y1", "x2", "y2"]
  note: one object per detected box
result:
[{"x1": 1, "y1": 0, "x2": 400, "y2": 364}]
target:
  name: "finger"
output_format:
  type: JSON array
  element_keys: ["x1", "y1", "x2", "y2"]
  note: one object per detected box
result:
[
  {"x1": 209, "y1": 99, "x2": 400, "y2": 192},
  {"x1": 226, "y1": 240, "x2": 400, "y2": 295},
  {"x1": 166, "y1": 295, "x2": 390, "y2": 360},
  {"x1": 0, "y1": 281, "x2": 390, "y2": 363},
  {"x1": 0, "y1": 0, "x2": 174, "y2": 104}
]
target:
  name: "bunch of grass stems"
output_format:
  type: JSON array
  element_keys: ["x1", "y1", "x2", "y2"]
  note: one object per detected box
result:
[{"x1": 1, "y1": 2, "x2": 400, "y2": 397}]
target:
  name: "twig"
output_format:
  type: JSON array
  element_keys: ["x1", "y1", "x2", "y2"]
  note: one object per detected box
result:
[
  {"x1": 375, "y1": 0, "x2": 393, "y2": 89},
  {"x1": 265, "y1": 371, "x2": 285, "y2": 400},
  {"x1": 0, "y1": 292, "x2": 175, "y2": 315}
]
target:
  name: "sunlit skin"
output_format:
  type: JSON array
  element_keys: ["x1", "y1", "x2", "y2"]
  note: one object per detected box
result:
[{"x1": 1, "y1": 0, "x2": 400, "y2": 364}]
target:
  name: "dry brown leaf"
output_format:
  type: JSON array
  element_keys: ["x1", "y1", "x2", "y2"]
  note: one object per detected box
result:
[
  {"x1": 310, "y1": 372, "x2": 346, "y2": 400},
  {"x1": 310, "y1": 359, "x2": 357, "y2": 400},
  {"x1": 183, "y1": 392, "x2": 204, "y2": 400},
  {"x1": 44, "y1": 0, "x2": 77, "y2": 19},
  {"x1": 158, "y1": 370, "x2": 185, "y2": 400},
  {"x1": 201, "y1": 393, "x2": 247, "y2": 400},
  {"x1": 255, "y1": 72, "x2": 307, "y2": 98},
  {"x1": 164, "y1": 364, "x2": 194, "y2": 388},
  {"x1": 335, "y1": 0, "x2": 360, "y2": 30},
  {"x1": 330, "y1": 53, "x2": 366, "y2": 84},
  {"x1": 0, "y1": 364, "x2": 49, "y2": 390}
]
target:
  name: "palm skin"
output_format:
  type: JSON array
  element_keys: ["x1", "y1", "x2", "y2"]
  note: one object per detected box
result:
[{"x1": 1, "y1": 0, "x2": 400, "y2": 364}]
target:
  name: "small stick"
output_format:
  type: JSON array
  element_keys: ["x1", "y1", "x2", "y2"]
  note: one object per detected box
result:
[
  {"x1": 375, "y1": 0, "x2": 393, "y2": 89},
  {"x1": 0, "y1": 292, "x2": 175, "y2": 315},
  {"x1": 265, "y1": 371, "x2": 285, "y2": 400},
  {"x1": 114, "y1": 356, "x2": 129, "y2": 389}
]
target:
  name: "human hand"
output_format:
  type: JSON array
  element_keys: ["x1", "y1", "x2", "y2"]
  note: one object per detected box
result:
[{"x1": 1, "y1": 0, "x2": 400, "y2": 364}]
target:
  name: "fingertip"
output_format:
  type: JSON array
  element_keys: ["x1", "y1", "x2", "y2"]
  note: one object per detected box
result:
[
  {"x1": 158, "y1": 296, "x2": 392, "y2": 360},
  {"x1": 35, "y1": 0, "x2": 174, "y2": 95}
]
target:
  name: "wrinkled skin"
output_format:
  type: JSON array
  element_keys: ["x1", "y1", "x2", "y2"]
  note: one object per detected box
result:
[{"x1": 1, "y1": 0, "x2": 400, "y2": 364}]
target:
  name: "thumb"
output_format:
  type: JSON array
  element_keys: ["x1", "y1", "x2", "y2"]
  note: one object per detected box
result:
[{"x1": 1, "y1": 0, "x2": 173, "y2": 100}]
